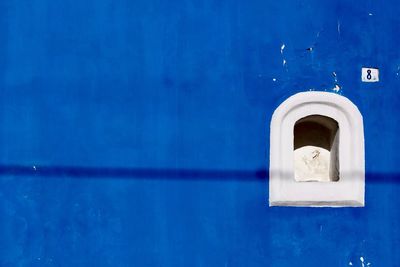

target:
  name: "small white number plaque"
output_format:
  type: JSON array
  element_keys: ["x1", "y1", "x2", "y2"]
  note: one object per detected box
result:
[{"x1": 361, "y1": 67, "x2": 379, "y2": 82}]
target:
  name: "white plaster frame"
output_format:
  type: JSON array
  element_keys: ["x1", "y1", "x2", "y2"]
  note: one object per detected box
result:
[{"x1": 269, "y1": 92, "x2": 365, "y2": 207}]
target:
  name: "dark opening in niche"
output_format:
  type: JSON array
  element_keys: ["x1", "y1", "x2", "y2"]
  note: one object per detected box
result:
[{"x1": 294, "y1": 115, "x2": 339, "y2": 182}]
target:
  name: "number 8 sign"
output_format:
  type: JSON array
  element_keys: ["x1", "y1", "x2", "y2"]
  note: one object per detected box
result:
[{"x1": 362, "y1": 67, "x2": 379, "y2": 82}]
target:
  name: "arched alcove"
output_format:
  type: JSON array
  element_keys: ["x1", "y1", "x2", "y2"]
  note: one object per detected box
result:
[
  {"x1": 269, "y1": 92, "x2": 364, "y2": 207},
  {"x1": 294, "y1": 115, "x2": 339, "y2": 182}
]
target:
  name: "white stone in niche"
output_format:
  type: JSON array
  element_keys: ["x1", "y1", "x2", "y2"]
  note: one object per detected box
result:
[
  {"x1": 294, "y1": 146, "x2": 331, "y2": 182},
  {"x1": 269, "y1": 92, "x2": 365, "y2": 207}
]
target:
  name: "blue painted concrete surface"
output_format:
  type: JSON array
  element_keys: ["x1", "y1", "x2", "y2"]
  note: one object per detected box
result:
[{"x1": 0, "y1": 0, "x2": 400, "y2": 266}]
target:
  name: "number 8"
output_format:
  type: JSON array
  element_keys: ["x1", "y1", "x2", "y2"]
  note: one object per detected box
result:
[{"x1": 367, "y1": 69, "x2": 372, "y2": 80}]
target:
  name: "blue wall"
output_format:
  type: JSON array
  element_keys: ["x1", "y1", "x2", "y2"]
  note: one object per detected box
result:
[{"x1": 0, "y1": 0, "x2": 399, "y2": 266}]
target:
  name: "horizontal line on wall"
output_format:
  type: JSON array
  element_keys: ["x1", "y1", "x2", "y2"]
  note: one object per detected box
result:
[
  {"x1": 0, "y1": 165, "x2": 267, "y2": 181},
  {"x1": 0, "y1": 165, "x2": 396, "y2": 183}
]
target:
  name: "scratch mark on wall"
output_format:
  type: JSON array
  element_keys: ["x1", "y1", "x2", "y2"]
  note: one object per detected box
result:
[
  {"x1": 281, "y1": 43, "x2": 287, "y2": 68},
  {"x1": 280, "y1": 43, "x2": 285, "y2": 54},
  {"x1": 331, "y1": 72, "x2": 342, "y2": 93},
  {"x1": 360, "y1": 257, "x2": 372, "y2": 266},
  {"x1": 360, "y1": 256, "x2": 365, "y2": 267},
  {"x1": 332, "y1": 84, "x2": 341, "y2": 92}
]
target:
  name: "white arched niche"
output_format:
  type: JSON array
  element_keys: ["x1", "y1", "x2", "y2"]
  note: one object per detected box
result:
[{"x1": 269, "y1": 91, "x2": 365, "y2": 207}]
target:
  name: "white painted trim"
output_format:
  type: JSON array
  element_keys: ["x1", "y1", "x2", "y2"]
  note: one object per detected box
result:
[{"x1": 269, "y1": 92, "x2": 365, "y2": 207}]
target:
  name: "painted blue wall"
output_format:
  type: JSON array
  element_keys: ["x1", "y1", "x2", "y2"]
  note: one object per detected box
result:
[{"x1": 0, "y1": 0, "x2": 399, "y2": 266}]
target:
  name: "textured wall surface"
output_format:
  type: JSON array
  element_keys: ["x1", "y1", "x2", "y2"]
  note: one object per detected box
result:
[{"x1": 0, "y1": 0, "x2": 399, "y2": 266}]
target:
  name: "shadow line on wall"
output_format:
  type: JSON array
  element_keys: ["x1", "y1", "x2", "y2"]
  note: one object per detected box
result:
[
  {"x1": 0, "y1": 165, "x2": 267, "y2": 181},
  {"x1": 0, "y1": 165, "x2": 396, "y2": 183}
]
